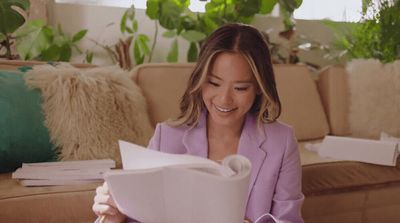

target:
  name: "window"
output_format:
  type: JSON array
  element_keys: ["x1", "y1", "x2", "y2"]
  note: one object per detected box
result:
[{"x1": 293, "y1": 0, "x2": 363, "y2": 22}]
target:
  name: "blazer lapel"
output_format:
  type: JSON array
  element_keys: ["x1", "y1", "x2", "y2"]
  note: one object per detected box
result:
[
  {"x1": 182, "y1": 112, "x2": 267, "y2": 206},
  {"x1": 237, "y1": 114, "x2": 267, "y2": 206},
  {"x1": 182, "y1": 112, "x2": 208, "y2": 158}
]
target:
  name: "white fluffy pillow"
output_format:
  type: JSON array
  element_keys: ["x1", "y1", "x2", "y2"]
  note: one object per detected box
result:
[
  {"x1": 347, "y1": 59, "x2": 400, "y2": 139},
  {"x1": 25, "y1": 64, "x2": 154, "y2": 166}
]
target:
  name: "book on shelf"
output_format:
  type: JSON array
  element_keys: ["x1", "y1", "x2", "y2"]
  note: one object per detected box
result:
[
  {"x1": 12, "y1": 159, "x2": 115, "y2": 186},
  {"x1": 318, "y1": 136, "x2": 399, "y2": 166},
  {"x1": 104, "y1": 140, "x2": 252, "y2": 223}
]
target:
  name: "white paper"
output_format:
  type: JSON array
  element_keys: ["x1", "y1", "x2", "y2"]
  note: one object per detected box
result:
[
  {"x1": 19, "y1": 179, "x2": 102, "y2": 186},
  {"x1": 12, "y1": 159, "x2": 115, "y2": 186},
  {"x1": 318, "y1": 136, "x2": 399, "y2": 166},
  {"x1": 104, "y1": 140, "x2": 252, "y2": 223}
]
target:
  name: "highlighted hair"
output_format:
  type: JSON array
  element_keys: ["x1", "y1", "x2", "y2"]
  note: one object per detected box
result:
[{"x1": 169, "y1": 23, "x2": 281, "y2": 127}]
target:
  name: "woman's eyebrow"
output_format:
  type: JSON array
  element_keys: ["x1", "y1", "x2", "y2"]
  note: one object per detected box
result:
[
  {"x1": 209, "y1": 73, "x2": 222, "y2": 80},
  {"x1": 209, "y1": 73, "x2": 253, "y2": 83}
]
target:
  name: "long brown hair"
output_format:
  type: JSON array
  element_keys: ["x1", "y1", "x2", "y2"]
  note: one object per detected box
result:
[{"x1": 170, "y1": 23, "x2": 281, "y2": 127}]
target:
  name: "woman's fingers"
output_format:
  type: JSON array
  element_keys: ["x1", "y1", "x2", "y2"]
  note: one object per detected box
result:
[
  {"x1": 93, "y1": 182, "x2": 119, "y2": 216},
  {"x1": 95, "y1": 186, "x2": 117, "y2": 207},
  {"x1": 96, "y1": 183, "x2": 108, "y2": 194},
  {"x1": 92, "y1": 202, "x2": 118, "y2": 216}
]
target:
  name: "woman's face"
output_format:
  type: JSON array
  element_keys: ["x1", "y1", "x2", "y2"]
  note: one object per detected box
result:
[{"x1": 201, "y1": 52, "x2": 258, "y2": 128}]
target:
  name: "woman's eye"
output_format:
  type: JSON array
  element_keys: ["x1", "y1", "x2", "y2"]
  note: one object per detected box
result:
[
  {"x1": 208, "y1": 80, "x2": 219, "y2": 87},
  {"x1": 235, "y1": 87, "x2": 249, "y2": 91}
]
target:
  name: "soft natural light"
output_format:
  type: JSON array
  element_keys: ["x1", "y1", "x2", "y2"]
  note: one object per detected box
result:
[
  {"x1": 55, "y1": 0, "x2": 208, "y2": 12},
  {"x1": 293, "y1": 0, "x2": 363, "y2": 22}
]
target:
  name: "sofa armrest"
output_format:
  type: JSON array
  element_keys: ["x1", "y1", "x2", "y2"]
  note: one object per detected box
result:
[{"x1": 317, "y1": 65, "x2": 350, "y2": 136}]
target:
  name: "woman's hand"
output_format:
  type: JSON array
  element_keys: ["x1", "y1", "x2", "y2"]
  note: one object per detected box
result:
[{"x1": 92, "y1": 182, "x2": 126, "y2": 223}]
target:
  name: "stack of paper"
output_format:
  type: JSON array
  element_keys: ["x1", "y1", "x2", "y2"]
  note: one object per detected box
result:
[
  {"x1": 318, "y1": 136, "x2": 399, "y2": 166},
  {"x1": 12, "y1": 159, "x2": 115, "y2": 186}
]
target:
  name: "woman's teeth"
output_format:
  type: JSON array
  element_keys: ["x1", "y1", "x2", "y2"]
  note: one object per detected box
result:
[{"x1": 215, "y1": 105, "x2": 235, "y2": 112}]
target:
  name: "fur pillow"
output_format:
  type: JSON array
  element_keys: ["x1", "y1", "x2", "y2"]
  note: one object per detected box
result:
[
  {"x1": 347, "y1": 59, "x2": 400, "y2": 139},
  {"x1": 25, "y1": 64, "x2": 154, "y2": 166}
]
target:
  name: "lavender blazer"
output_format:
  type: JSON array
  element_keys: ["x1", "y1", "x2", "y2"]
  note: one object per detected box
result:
[{"x1": 147, "y1": 112, "x2": 304, "y2": 223}]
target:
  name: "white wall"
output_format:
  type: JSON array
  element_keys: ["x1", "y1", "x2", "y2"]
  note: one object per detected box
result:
[{"x1": 49, "y1": 2, "x2": 337, "y2": 67}]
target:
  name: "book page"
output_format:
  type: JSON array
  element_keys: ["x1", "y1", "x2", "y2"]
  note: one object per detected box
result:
[
  {"x1": 119, "y1": 140, "x2": 235, "y2": 176},
  {"x1": 105, "y1": 141, "x2": 252, "y2": 223}
]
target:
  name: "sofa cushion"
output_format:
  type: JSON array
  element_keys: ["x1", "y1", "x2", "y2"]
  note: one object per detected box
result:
[
  {"x1": 317, "y1": 66, "x2": 350, "y2": 136},
  {"x1": 347, "y1": 59, "x2": 400, "y2": 139},
  {"x1": 131, "y1": 63, "x2": 195, "y2": 126},
  {"x1": 275, "y1": 64, "x2": 330, "y2": 140},
  {"x1": 0, "y1": 70, "x2": 55, "y2": 173},
  {"x1": 0, "y1": 173, "x2": 98, "y2": 222},
  {"x1": 25, "y1": 64, "x2": 154, "y2": 166}
]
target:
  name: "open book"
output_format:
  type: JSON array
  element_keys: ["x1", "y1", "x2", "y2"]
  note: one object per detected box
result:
[{"x1": 104, "y1": 140, "x2": 252, "y2": 223}]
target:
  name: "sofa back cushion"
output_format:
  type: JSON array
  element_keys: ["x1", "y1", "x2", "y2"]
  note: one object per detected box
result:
[
  {"x1": 275, "y1": 64, "x2": 330, "y2": 140},
  {"x1": 132, "y1": 63, "x2": 329, "y2": 140},
  {"x1": 317, "y1": 66, "x2": 350, "y2": 136},
  {"x1": 131, "y1": 63, "x2": 194, "y2": 127}
]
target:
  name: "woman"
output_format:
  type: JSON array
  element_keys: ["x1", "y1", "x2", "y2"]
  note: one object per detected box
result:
[{"x1": 93, "y1": 23, "x2": 304, "y2": 223}]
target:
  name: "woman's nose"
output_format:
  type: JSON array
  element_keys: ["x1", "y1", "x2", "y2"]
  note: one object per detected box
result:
[{"x1": 218, "y1": 87, "x2": 233, "y2": 104}]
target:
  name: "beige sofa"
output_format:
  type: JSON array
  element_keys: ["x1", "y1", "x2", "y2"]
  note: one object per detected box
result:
[{"x1": 0, "y1": 61, "x2": 399, "y2": 223}]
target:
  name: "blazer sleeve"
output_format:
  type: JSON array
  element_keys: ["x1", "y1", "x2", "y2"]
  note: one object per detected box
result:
[
  {"x1": 271, "y1": 128, "x2": 304, "y2": 223},
  {"x1": 147, "y1": 123, "x2": 161, "y2": 151}
]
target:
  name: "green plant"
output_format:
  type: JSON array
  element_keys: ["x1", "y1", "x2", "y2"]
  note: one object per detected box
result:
[
  {"x1": 14, "y1": 19, "x2": 87, "y2": 61},
  {"x1": 325, "y1": 0, "x2": 400, "y2": 64},
  {"x1": 145, "y1": 0, "x2": 302, "y2": 63},
  {"x1": 0, "y1": 0, "x2": 30, "y2": 59},
  {"x1": 91, "y1": 5, "x2": 151, "y2": 69}
]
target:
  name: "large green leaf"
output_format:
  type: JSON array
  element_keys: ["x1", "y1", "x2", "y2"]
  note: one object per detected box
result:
[
  {"x1": 159, "y1": 1, "x2": 182, "y2": 29},
  {"x1": 162, "y1": 30, "x2": 177, "y2": 38},
  {"x1": 72, "y1": 29, "x2": 87, "y2": 43},
  {"x1": 180, "y1": 30, "x2": 206, "y2": 42},
  {"x1": 0, "y1": 0, "x2": 30, "y2": 34},
  {"x1": 40, "y1": 44, "x2": 61, "y2": 61},
  {"x1": 279, "y1": 0, "x2": 302, "y2": 13},
  {"x1": 137, "y1": 34, "x2": 150, "y2": 55},
  {"x1": 260, "y1": 0, "x2": 279, "y2": 14},
  {"x1": 120, "y1": 5, "x2": 135, "y2": 33},
  {"x1": 58, "y1": 43, "x2": 72, "y2": 61},
  {"x1": 146, "y1": 0, "x2": 160, "y2": 20},
  {"x1": 120, "y1": 9, "x2": 128, "y2": 33},
  {"x1": 14, "y1": 19, "x2": 50, "y2": 60},
  {"x1": 134, "y1": 39, "x2": 145, "y2": 65},
  {"x1": 235, "y1": 0, "x2": 261, "y2": 17},
  {"x1": 167, "y1": 38, "x2": 178, "y2": 62},
  {"x1": 187, "y1": 42, "x2": 198, "y2": 62}
]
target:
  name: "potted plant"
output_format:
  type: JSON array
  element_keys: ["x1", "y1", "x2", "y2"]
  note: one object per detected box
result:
[
  {"x1": 0, "y1": 0, "x2": 88, "y2": 62},
  {"x1": 144, "y1": 0, "x2": 303, "y2": 62},
  {"x1": 322, "y1": 0, "x2": 400, "y2": 139},
  {"x1": 0, "y1": 0, "x2": 30, "y2": 60}
]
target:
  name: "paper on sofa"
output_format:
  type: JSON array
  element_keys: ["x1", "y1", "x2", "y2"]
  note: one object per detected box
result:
[
  {"x1": 318, "y1": 136, "x2": 399, "y2": 166},
  {"x1": 104, "y1": 140, "x2": 252, "y2": 223},
  {"x1": 12, "y1": 159, "x2": 115, "y2": 186}
]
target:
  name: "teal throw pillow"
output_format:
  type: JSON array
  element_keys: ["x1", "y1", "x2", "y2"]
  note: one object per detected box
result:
[{"x1": 0, "y1": 70, "x2": 56, "y2": 173}]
